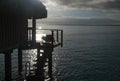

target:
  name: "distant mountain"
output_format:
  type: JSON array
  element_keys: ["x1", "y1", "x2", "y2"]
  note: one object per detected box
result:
[{"x1": 38, "y1": 18, "x2": 120, "y2": 26}]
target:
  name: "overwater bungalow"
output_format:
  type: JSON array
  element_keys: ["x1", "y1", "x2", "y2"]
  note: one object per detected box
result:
[
  {"x1": 0, "y1": 0, "x2": 63, "y2": 81},
  {"x1": 0, "y1": 0, "x2": 47, "y2": 52}
]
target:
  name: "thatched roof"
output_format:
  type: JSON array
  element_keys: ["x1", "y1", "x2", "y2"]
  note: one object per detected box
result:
[{"x1": 0, "y1": 0, "x2": 47, "y2": 18}]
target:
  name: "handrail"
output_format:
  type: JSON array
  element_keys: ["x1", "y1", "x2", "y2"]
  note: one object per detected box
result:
[
  {"x1": 36, "y1": 28, "x2": 63, "y2": 31},
  {"x1": 36, "y1": 29, "x2": 63, "y2": 47},
  {"x1": 27, "y1": 28, "x2": 63, "y2": 47}
]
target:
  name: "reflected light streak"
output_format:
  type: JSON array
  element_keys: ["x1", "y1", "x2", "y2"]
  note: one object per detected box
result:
[
  {"x1": 36, "y1": 34, "x2": 46, "y2": 42},
  {"x1": 36, "y1": 26, "x2": 46, "y2": 42},
  {"x1": 38, "y1": 26, "x2": 42, "y2": 29}
]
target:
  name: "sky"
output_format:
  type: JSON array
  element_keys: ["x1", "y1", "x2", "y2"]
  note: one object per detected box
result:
[{"x1": 40, "y1": 0, "x2": 120, "y2": 21}]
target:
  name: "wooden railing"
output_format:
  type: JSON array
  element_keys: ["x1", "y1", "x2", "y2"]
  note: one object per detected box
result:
[
  {"x1": 27, "y1": 28, "x2": 63, "y2": 47},
  {"x1": 36, "y1": 29, "x2": 63, "y2": 47}
]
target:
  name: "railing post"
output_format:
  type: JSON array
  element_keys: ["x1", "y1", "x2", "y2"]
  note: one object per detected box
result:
[
  {"x1": 61, "y1": 30, "x2": 63, "y2": 47},
  {"x1": 51, "y1": 30, "x2": 54, "y2": 46},
  {"x1": 56, "y1": 30, "x2": 59, "y2": 42}
]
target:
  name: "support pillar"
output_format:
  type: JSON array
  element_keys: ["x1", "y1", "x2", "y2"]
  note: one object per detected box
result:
[
  {"x1": 36, "y1": 48, "x2": 44, "y2": 81},
  {"x1": 4, "y1": 51, "x2": 12, "y2": 81},
  {"x1": 51, "y1": 30, "x2": 54, "y2": 46},
  {"x1": 48, "y1": 53, "x2": 52, "y2": 81},
  {"x1": 47, "y1": 49, "x2": 53, "y2": 81},
  {"x1": 18, "y1": 48, "x2": 22, "y2": 75}
]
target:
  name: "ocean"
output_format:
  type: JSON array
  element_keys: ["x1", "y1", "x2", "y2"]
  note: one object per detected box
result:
[{"x1": 1, "y1": 25, "x2": 120, "y2": 81}]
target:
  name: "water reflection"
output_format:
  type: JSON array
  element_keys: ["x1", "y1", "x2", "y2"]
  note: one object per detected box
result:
[
  {"x1": 36, "y1": 26, "x2": 46, "y2": 42},
  {"x1": 36, "y1": 34, "x2": 46, "y2": 42}
]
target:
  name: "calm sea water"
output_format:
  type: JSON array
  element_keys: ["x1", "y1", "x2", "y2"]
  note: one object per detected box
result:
[{"x1": 1, "y1": 25, "x2": 120, "y2": 81}]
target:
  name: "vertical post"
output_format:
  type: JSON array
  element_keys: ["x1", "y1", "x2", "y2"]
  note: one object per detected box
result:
[
  {"x1": 51, "y1": 30, "x2": 54, "y2": 46},
  {"x1": 61, "y1": 30, "x2": 63, "y2": 47},
  {"x1": 4, "y1": 51, "x2": 12, "y2": 81},
  {"x1": 36, "y1": 48, "x2": 40, "y2": 75},
  {"x1": 32, "y1": 17, "x2": 36, "y2": 45},
  {"x1": 48, "y1": 49, "x2": 53, "y2": 81},
  {"x1": 56, "y1": 30, "x2": 59, "y2": 42},
  {"x1": 36, "y1": 48, "x2": 44, "y2": 81},
  {"x1": 36, "y1": 48, "x2": 44, "y2": 75},
  {"x1": 18, "y1": 48, "x2": 22, "y2": 75}
]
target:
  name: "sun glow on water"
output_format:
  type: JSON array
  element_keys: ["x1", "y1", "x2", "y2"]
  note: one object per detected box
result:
[
  {"x1": 36, "y1": 26, "x2": 46, "y2": 42},
  {"x1": 38, "y1": 26, "x2": 42, "y2": 29},
  {"x1": 36, "y1": 34, "x2": 46, "y2": 42}
]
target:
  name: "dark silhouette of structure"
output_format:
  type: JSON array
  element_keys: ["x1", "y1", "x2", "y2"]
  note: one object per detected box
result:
[
  {"x1": 0, "y1": 0, "x2": 63, "y2": 81},
  {"x1": 0, "y1": 0, "x2": 47, "y2": 52}
]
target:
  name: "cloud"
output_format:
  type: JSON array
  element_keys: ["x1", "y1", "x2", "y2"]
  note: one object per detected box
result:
[{"x1": 45, "y1": 0, "x2": 120, "y2": 10}]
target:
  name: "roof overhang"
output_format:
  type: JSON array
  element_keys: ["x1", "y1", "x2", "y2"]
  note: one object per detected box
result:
[{"x1": 0, "y1": 0, "x2": 47, "y2": 19}]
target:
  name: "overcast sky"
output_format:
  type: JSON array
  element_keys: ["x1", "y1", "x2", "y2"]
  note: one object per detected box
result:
[{"x1": 40, "y1": 0, "x2": 120, "y2": 20}]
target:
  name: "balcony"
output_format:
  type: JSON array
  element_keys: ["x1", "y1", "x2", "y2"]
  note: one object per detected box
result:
[{"x1": 25, "y1": 28, "x2": 63, "y2": 49}]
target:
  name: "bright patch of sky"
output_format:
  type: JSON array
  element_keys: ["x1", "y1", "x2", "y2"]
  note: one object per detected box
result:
[{"x1": 40, "y1": 0, "x2": 120, "y2": 21}]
